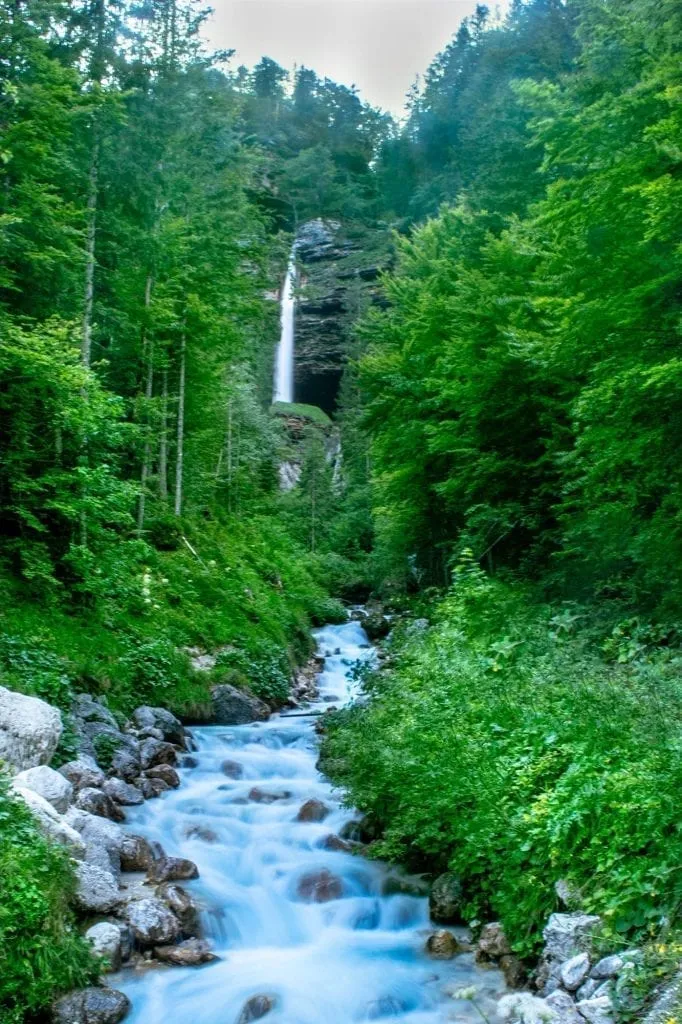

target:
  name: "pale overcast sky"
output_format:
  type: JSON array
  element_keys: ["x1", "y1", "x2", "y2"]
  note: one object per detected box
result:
[{"x1": 203, "y1": 0, "x2": 498, "y2": 117}]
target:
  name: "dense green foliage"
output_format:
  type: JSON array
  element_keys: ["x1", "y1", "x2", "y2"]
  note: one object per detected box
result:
[
  {"x1": 322, "y1": 559, "x2": 682, "y2": 957},
  {"x1": 0, "y1": 778, "x2": 99, "y2": 1023}
]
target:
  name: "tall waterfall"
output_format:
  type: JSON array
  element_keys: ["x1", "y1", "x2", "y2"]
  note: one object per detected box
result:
[{"x1": 273, "y1": 252, "x2": 297, "y2": 404}]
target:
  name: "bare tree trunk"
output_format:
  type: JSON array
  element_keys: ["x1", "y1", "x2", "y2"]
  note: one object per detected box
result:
[
  {"x1": 158, "y1": 367, "x2": 169, "y2": 501},
  {"x1": 136, "y1": 272, "x2": 155, "y2": 536},
  {"x1": 174, "y1": 329, "x2": 186, "y2": 517},
  {"x1": 81, "y1": 134, "x2": 99, "y2": 367}
]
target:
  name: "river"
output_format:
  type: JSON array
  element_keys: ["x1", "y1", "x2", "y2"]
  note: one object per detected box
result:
[{"x1": 116, "y1": 619, "x2": 506, "y2": 1023}]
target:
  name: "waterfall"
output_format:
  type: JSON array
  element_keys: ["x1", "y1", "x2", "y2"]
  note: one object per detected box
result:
[{"x1": 273, "y1": 252, "x2": 297, "y2": 404}]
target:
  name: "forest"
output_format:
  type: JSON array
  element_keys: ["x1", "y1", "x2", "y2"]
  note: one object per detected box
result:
[{"x1": 1, "y1": 0, "x2": 682, "y2": 1021}]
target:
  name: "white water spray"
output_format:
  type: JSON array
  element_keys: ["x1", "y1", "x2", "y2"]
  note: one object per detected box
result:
[{"x1": 273, "y1": 253, "x2": 297, "y2": 404}]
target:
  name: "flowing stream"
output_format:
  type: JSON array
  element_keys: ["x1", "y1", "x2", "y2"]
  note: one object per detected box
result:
[
  {"x1": 116, "y1": 620, "x2": 506, "y2": 1023},
  {"x1": 273, "y1": 254, "x2": 297, "y2": 404}
]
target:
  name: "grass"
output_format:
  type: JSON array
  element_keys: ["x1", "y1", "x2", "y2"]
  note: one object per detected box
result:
[{"x1": 271, "y1": 401, "x2": 333, "y2": 428}]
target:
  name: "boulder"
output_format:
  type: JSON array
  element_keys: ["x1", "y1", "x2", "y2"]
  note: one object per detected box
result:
[
  {"x1": 60, "y1": 758, "x2": 106, "y2": 792},
  {"x1": 544, "y1": 990, "x2": 583, "y2": 1024},
  {"x1": 362, "y1": 609, "x2": 390, "y2": 640},
  {"x1": 73, "y1": 694, "x2": 119, "y2": 730},
  {"x1": 14, "y1": 765, "x2": 73, "y2": 813},
  {"x1": 211, "y1": 684, "x2": 270, "y2": 725},
  {"x1": 543, "y1": 913, "x2": 601, "y2": 963},
  {"x1": 183, "y1": 824, "x2": 218, "y2": 843},
  {"x1": 76, "y1": 786, "x2": 125, "y2": 822},
  {"x1": 296, "y1": 798, "x2": 330, "y2": 823},
  {"x1": 11, "y1": 785, "x2": 85, "y2": 858},
  {"x1": 180, "y1": 754, "x2": 199, "y2": 769},
  {"x1": 131, "y1": 706, "x2": 186, "y2": 746},
  {"x1": 561, "y1": 952, "x2": 591, "y2": 991},
  {"x1": 236, "y1": 995, "x2": 277, "y2": 1023},
  {"x1": 220, "y1": 759, "x2": 244, "y2": 779},
  {"x1": 145, "y1": 764, "x2": 180, "y2": 788},
  {"x1": 53, "y1": 987, "x2": 130, "y2": 1024},
  {"x1": 103, "y1": 778, "x2": 144, "y2": 806},
  {"x1": 154, "y1": 938, "x2": 218, "y2": 967},
  {"x1": 66, "y1": 809, "x2": 123, "y2": 878},
  {"x1": 139, "y1": 777, "x2": 170, "y2": 799},
  {"x1": 0, "y1": 685, "x2": 62, "y2": 771},
  {"x1": 429, "y1": 872, "x2": 464, "y2": 923},
  {"x1": 319, "y1": 833, "x2": 353, "y2": 853},
  {"x1": 575, "y1": 996, "x2": 614, "y2": 1024},
  {"x1": 248, "y1": 787, "x2": 291, "y2": 804},
  {"x1": 120, "y1": 833, "x2": 154, "y2": 872},
  {"x1": 74, "y1": 863, "x2": 122, "y2": 913},
  {"x1": 577, "y1": 980, "x2": 601, "y2": 1002},
  {"x1": 147, "y1": 854, "x2": 199, "y2": 884},
  {"x1": 139, "y1": 738, "x2": 177, "y2": 770},
  {"x1": 108, "y1": 748, "x2": 141, "y2": 783},
  {"x1": 155, "y1": 883, "x2": 200, "y2": 936},
  {"x1": 590, "y1": 955, "x2": 623, "y2": 980},
  {"x1": 85, "y1": 922, "x2": 124, "y2": 971},
  {"x1": 425, "y1": 930, "x2": 460, "y2": 959},
  {"x1": 296, "y1": 868, "x2": 343, "y2": 903},
  {"x1": 477, "y1": 921, "x2": 512, "y2": 962},
  {"x1": 124, "y1": 897, "x2": 181, "y2": 947}
]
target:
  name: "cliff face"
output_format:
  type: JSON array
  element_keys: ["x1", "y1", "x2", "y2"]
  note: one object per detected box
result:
[{"x1": 293, "y1": 219, "x2": 384, "y2": 415}]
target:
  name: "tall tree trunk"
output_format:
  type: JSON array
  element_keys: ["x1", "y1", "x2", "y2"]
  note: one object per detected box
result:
[
  {"x1": 226, "y1": 393, "x2": 233, "y2": 513},
  {"x1": 174, "y1": 328, "x2": 186, "y2": 517},
  {"x1": 158, "y1": 367, "x2": 169, "y2": 501},
  {"x1": 81, "y1": 134, "x2": 99, "y2": 367},
  {"x1": 136, "y1": 272, "x2": 155, "y2": 536}
]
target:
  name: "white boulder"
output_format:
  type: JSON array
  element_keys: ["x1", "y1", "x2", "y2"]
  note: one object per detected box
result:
[
  {"x1": 560, "y1": 952, "x2": 591, "y2": 991},
  {"x1": 11, "y1": 785, "x2": 85, "y2": 858},
  {"x1": 0, "y1": 685, "x2": 62, "y2": 771},
  {"x1": 85, "y1": 922, "x2": 124, "y2": 971},
  {"x1": 14, "y1": 764, "x2": 73, "y2": 813},
  {"x1": 74, "y1": 862, "x2": 122, "y2": 913}
]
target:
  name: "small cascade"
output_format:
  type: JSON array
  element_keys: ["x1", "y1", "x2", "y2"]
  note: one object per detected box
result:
[{"x1": 273, "y1": 252, "x2": 297, "y2": 404}]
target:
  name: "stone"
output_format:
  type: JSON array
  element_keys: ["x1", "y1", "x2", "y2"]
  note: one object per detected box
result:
[
  {"x1": 220, "y1": 759, "x2": 244, "y2": 779},
  {"x1": 74, "y1": 863, "x2": 122, "y2": 913},
  {"x1": 577, "y1": 980, "x2": 600, "y2": 1002},
  {"x1": 103, "y1": 778, "x2": 144, "y2": 806},
  {"x1": 145, "y1": 764, "x2": 180, "y2": 788},
  {"x1": 53, "y1": 987, "x2": 130, "y2": 1024},
  {"x1": 138, "y1": 776, "x2": 170, "y2": 799},
  {"x1": 236, "y1": 995, "x2": 276, "y2": 1023},
  {"x1": 180, "y1": 755, "x2": 199, "y2": 768},
  {"x1": 555, "y1": 879, "x2": 582, "y2": 909},
  {"x1": 362, "y1": 609, "x2": 390, "y2": 640},
  {"x1": 66, "y1": 809, "x2": 124, "y2": 878},
  {"x1": 73, "y1": 694, "x2": 119, "y2": 730},
  {"x1": 11, "y1": 785, "x2": 86, "y2": 858},
  {"x1": 154, "y1": 939, "x2": 218, "y2": 967},
  {"x1": 120, "y1": 833, "x2": 154, "y2": 872},
  {"x1": 545, "y1": 989, "x2": 583, "y2": 1024},
  {"x1": 0, "y1": 685, "x2": 62, "y2": 772},
  {"x1": 498, "y1": 993, "x2": 555, "y2": 1024},
  {"x1": 543, "y1": 914, "x2": 601, "y2": 963},
  {"x1": 60, "y1": 758, "x2": 106, "y2": 792},
  {"x1": 296, "y1": 868, "x2": 343, "y2": 903},
  {"x1": 14, "y1": 765, "x2": 73, "y2": 812},
  {"x1": 85, "y1": 922, "x2": 124, "y2": 971},
  {"x1": 429, "y1": 872, "x2": 464, "y2": 923},
  {"x1": 425, "y1": 929, "x2": 460, "y2": 959},
  {"x1": 139, "y1": 738, "x2": 177, "y2": 770},
  {"x1": 296, "y1": 798, "x2": 330, "y2": 823},
  {"x1": 76, "y1": 786, "x2": 125, "y2": 822},
  {"x1": 575, "y1": 996, "x2": 614, "y2": 1024},
  {"x1": 590, "y1": 955, "x2": 623, "y2": 980},
  {"x1": 501, "y1": 955, "x2": 527, "y2": 990},
  {"x1": 124, "y1": 897, "x2": 181, "y2": 946},
  {"x1": 477, "y1": 921, "x2": 512, "y2": 961},
  {"x1": 183, "y1": 824, "x2": 218, "y2": 843},
  {"x1": 561, "y1": 953, "x2": 591, "y2": 991},
  {"x1": 131, "y1": 706, "x2": 186, "y2": 746},
  {"x1": 319, "y1": 833, "x2": 353, "y2": 853},
  {"x1": 147, "y1": 854, "x2": 199, "y2": 883},
  {"x1": 248, "y1": 787, "x2": 291, "y2": 803},
  {"x1": 211, "y1": 684, "x2": 270, "y2": 725},
  {"x1": 109, "y1": 748, "x2": 141, "y2": 783},
  {"x1": 339, "y1": 820, "x2": 369, "y2": 843},
  {"x1": 155, "y1": 883, "x2": 200, "y2": 936}
]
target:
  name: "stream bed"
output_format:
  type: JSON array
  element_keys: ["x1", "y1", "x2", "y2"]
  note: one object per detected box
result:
[{"x1": 115, "y1": 620, "x2": 506, "y2": 1023}]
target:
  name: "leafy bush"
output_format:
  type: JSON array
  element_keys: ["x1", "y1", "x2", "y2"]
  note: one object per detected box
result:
[
  {"x1": 0, "y1": 779, "x2": 99, "y2": 1022},
  {"x1": 321, "y1": 564, "x2": 682, "y2": 957}
]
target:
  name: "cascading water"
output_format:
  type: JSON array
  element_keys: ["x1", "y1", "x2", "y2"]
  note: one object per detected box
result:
[
  {"x1": 115, "y1": 620, "x2": 507, "y2": 1023},
  {"x1": 273, "y1": 253, "x2": 297, "y2": 404}
]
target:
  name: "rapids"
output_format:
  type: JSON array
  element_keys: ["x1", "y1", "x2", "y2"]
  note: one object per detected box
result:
[{"x1": 115, "y1": 620, "x2": 506, "y2": 1023}]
